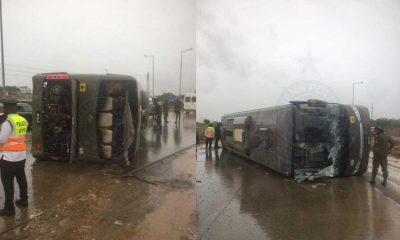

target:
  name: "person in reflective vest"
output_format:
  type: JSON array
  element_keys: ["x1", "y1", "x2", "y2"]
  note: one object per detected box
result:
[
  {"x1": 0, "y1": 100, "x2": 29, "y2": 216},
  {"x1": 204, "y1": 123, "x2": 215, "y2": 150}
]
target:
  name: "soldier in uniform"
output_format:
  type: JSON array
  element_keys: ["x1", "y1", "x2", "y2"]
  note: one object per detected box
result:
[
  {"x1": 174, "y1": 99, "x2": 183, "y2": 124},
  {"x1": 163, "y1": 100, "x2": 169, "y2": 123},
  {"x1": 370, "y1": 127, "x2": 394, "y2": 186},
  {"x1": 214, "y1": 123, "x2": 221, "y2": 149},
  {"x1": 153, "y1": 98, "x2": 162, "y2": 128}
]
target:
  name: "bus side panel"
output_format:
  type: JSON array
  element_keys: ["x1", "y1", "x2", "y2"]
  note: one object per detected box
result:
[
  {"x1": 276, "y1": 106, "x2": 293, "y2": 176},
  {"x1": 31, "y1": 76, "x2": 44, "y2": 159},
  {"x1": 129, "y1": 80, "x2": 141, "y2": 159},
  {"x1": 221, "y1": 116, "x2": 247, "y2": 154},
  {"x1": 249, "y1": 106, "x2": 293, "y2": 176},
  {"x1": 222, "y1": 105, "x2": 293, "y2": 176}
]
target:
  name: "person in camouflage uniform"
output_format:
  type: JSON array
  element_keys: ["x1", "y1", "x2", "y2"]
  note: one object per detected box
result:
[
  {"x1": 370, "y1": 127, "x2": 394, "y2": 186},
  {"x1": 162, "y1": 100, "x2": 169, "y2": 123},
  {"x1": 153, "y1": 98, "x2": 162, "y2": 128}
]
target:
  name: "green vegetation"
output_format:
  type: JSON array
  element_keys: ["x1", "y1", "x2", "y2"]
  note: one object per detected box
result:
[
  {"x1": 372, "y1": 118, "x2": 400, "y2": 137},
  {"x1": 392, "y1": 143, "x2": 400, "y2": 158},
  {"x1": 157, "y1": 92, "x2": 179, "y2": 103},
  {"x1": 0, "y1": 86, "x2": 32, "y2": 101},
  {"x1": 196, "y1": 122, "x2": 207, "y2": 144}
]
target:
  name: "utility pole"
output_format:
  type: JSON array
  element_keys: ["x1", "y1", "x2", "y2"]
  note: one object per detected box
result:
[
  {"x1": 179, "y1": 48, "x2": 193, "y2": 96},
  {"x1": 146, "y1": 72, "x2": 150, "y2": 96},
  {"x1": 144, "y1": 55, "x2": 154, "y2": 97},
  {"x1": 352, "y1": 82, "x2": 363, "y2": 105},
  {"x1": 371, "y1": 104, "x2": 374, "y2": 120},
  {"x1": 0, "y1": 0, "x2": 6, "y2": 97}
]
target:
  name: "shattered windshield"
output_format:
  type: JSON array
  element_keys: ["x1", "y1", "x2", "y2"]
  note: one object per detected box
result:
[
  {"x1": 294, "y1": 104, "x2": 346, "y2": 181},
  {"x1": 294, "y1": 105, "x2": 341, "y2": 144},
  {"x1": 295, "y1": 113, "x2": 330, "y2": 143}
]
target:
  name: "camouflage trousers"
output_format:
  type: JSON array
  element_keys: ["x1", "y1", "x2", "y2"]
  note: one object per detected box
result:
[{"x1": 372, "y1": 154, "x2": 388, "y2": 180}]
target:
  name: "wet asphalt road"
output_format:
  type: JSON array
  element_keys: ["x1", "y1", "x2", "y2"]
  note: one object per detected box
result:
[
  {"x1": 0, "y1": 113, "x2": 196, "y2": 239},
  {"x1": 197, "y1": 146, "x2": 400, "y2": 240},
  {"x1": 364, "y1": 154, "x2": 400, "y2": 204}
]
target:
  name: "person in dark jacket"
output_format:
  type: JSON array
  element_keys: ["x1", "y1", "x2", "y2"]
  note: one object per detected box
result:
[
  {"x1": 154, "y1": 98, "x2": 162, "y2": 128},
  {"x1": 174, "y1": 99, "x2": 183, "y2": 124},
  {"x1": 163, "y1": 100, "x2": 169, "y2": 123},
  {"x1": 370, "y1": 127, "x2": 394, "y2": 186},
  {"x1": 214, "y1": 123, "x2": 221, "y2": 149}
]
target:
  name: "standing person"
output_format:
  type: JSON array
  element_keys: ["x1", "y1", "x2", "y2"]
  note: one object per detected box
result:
[
  {"x1": 154, "y1": 98, "x2": 162, "y2": 128},
  {"x1": 163, "y1": 100, "x2": 169, "y2": 123},
  {"x1": 204, "y1": 123, "x2": 215, "y2": 150},
  {"x1": 0, "y1": 99, "x2": 29, "y2": 216},
  {"x1": 174, "y1": 99, "x2": 182, "y2": 123},
  {"x1": 370, "y1": 127, "x2": 394, "y2": 186},
  {"x1": 214, "y1": 123, "x2": 221, "y2": 149}
]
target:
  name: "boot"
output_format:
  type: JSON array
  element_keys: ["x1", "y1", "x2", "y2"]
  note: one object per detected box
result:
[
  {"x1": 369, "y1": 179, "x2": 375, "y2": 185},
  {"x1": 0, "y1": 207, "x2": 15, "y2": 216},
  {"x1": 15, "y1": 199, "x2": 28, "y2": 207},
  {"x1": 381, "y1": 179, "x2": 387, "y2": 187}
]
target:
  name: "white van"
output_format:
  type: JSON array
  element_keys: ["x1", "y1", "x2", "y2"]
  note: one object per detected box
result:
[{"x1": 183, "y1": 92, "x2": 196, "y2": 114}]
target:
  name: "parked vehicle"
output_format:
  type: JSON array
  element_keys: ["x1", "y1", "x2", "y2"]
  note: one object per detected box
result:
[
  {"x1": 31, "y1": 73, "x2": 148, "y2": 164},
  {"x1": 221, "y1": 99, "x2": 371, "y2": 181},
  {"x1": 183, "y1": 92, "x2": 196, "y2": 114}
]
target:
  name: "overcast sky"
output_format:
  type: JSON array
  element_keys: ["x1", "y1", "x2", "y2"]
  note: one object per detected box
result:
[
  {"x1": 2, "y1": 0, "x2": 195, "y2": 96},
  {"x1": 197, "y1": 0, "x2": 400, "y2": 121}
]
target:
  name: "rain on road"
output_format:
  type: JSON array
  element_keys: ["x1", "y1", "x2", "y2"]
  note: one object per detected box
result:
[
  {"x1": 0, "y1": 114, "x2": 196, "y2": 240},
  {"x1": 197, "y1": 146, "x2": 400, "y2": 240}
]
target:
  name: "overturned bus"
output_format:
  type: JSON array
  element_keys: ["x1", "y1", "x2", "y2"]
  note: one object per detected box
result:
[
  {"x1": 221, "y1": 100, "x2": 371, "y2": 181},
  {"x1": 31, "y1": 73, "x2": 148, "y2": 165}
]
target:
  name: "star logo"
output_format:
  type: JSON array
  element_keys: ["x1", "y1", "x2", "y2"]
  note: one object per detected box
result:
[{"x1": 297, "y1": 49, "x2": 321, "y2": 74}]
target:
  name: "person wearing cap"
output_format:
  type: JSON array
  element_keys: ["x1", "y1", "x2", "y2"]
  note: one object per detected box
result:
[
  {"x1": 0, "y1": 100, "x2": 29, "y2": 216},
  {"x1": 370, "y1": 127, "x2": 394, "y2": 187}
]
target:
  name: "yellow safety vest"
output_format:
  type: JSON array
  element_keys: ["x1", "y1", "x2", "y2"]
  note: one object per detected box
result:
[
  {"x1": 0, "y1": 114, "x2": 28, "y2": 151},
  {"x1": 206, "y1": 127, "x2": 215, "y2": 138}
]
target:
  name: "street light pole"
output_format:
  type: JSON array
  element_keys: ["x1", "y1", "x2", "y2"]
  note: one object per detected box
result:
[
  {"x1": 0, "y1": 0, "x2": 6, "y2": 97},
  {"x1": 144, "y1": 55, "x2": 154, "y2": 97},
  {"x1": 179, "y1": 48, "x2": 193, "y2": 96},
  {"x1": 352, "y1": 81, "x2": 363, "y2": 105}
]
